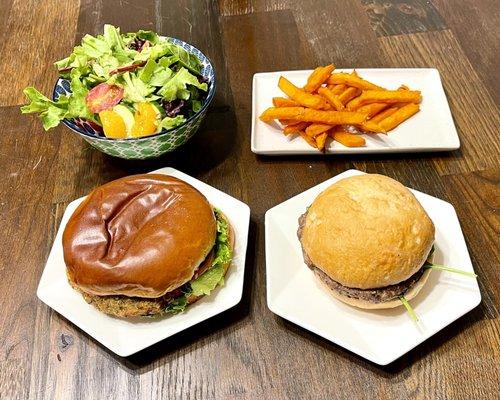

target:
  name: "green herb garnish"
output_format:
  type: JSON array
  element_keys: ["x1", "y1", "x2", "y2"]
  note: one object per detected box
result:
[
  {"x1": 424, "y1": 263, "x2": 477, "y2": 278},
  {"x1": 399, "y1": 295, "x2": 419, "y2": 323}
]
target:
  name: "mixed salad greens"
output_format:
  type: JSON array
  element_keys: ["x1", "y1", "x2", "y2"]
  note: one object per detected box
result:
[{"x1": 21, "y1": 24, "x2": 210, "y2": 139}]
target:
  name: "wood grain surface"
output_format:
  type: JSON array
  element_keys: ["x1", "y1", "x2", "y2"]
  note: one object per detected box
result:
[{"x1": 0, "y1": 1, "x2": 498, "y2": 399}]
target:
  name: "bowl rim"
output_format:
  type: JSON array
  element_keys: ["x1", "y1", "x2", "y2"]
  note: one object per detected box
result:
[{"x1": 52, "y1": 36, "x2": 216, "y2": 143}]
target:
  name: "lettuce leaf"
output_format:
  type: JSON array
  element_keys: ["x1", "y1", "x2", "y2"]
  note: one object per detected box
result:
[
  {"x1": 159, "y1": 115, "x2": 186, "y2": 130},
  {"x1": 191, "y1": 264, "x2": 225, "y2": 297},
  {"x1": 165, "y1": 294, "x2": 189, "y2": 314},
  {"x1": 54, "y1": 47, "x2": 89, "y2": 74},
  {"x1": 103, "y1": 24, "x2": 126, "y2": 53},
  {"x1": 149, "y1": 67, "x2": 173, "y2": 87},
  {"x1": 21, "y1": 69, "x2": 96, "y2": 130},
  {"x1": 81, "y1": 33, "x2": 112, "y2": 58},
  {"x1": 136, "y1": 30, "x2": 159, "y2": 44},
  {"x1": 165, "y1": 42, "x2": 203, "y2": 75},
  {"x1": 138, "y1": 59, "x2": 157, "y2": 82},
  {"x1": 165, "y1": 210, "x2": 232, "y2": 314},
  {"x1": 158, "y1": 67, "x2": 207, "y2": 101},
  {"x1": 121, "y1": 71, "x2": 156, "y2": 103},
  {"x1": 191, "y1": 210, "x2": 232, "y2": 297},
  {"x1": 191, "y1": 100, "x2": 202, "y2": 113},
  {"x1": 66, "y1": 70, "x2": 94, "y2": 121},
  {"x1": 20, "y1": 88, "x2": 69, "y2": 130},
  {"x1": 158, "y1": 55, "x2": 179, "y2": 68},
  {"x1": 133, "y1": 41, "x2": 169, "y2": 62}
]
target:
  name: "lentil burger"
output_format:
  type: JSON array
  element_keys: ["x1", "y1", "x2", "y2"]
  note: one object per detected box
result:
[
  {"x1": 63, "y1": 174, "x2": 233, "y2": 317},
  {"x1": 298, "y1": 174, "x2": 435, "y2": 309}
]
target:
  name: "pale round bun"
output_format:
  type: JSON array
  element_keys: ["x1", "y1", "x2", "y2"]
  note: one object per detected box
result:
[
  {"x1": 314, "y1": 268, "x2": 431, "y2": 309},
  {"x1": 301, "y1": 174, "x2": 435, "y2": 289},
  {"x1": 63, "y1": 174, "x2": 217, "y2": 298}
]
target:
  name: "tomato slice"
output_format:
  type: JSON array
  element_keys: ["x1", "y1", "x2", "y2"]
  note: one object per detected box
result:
[{"x1": 86, "y1": 83, "x2": 124, "y2": 113}]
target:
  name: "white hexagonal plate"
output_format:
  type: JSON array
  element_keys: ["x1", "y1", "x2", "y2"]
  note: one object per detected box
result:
[
  {"x1": 265, "y1": 169, "x2": 481, "y2": 365},
  {"x1": 37, "y1": 168, "x2": 250, "y2": 357}
]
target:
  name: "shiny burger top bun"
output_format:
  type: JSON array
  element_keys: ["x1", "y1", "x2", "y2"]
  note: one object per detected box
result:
[
  {"x1": 62, "y1": 174, "x2": 217, "y2": 298},
  {"x1": 300, "y1": 174, "x2": 435, "y2": 289}
]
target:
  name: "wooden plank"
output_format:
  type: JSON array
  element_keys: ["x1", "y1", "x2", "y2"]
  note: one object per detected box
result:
[
  {"x1": 443, "y1": 169, "x2": 499, "y2": 317},
  {"x1": 0, "y1": 359, "x2": 26, "y2": 400},
  {"x1": 379, "y1": 29, "x2": 500, "y2": 176},
  {"x1": 218, "y1": 0, "x2": 254, "y2": 16},
  {"x1": 0, "y1": 0, "x2": 80, "y2": 106},
  {"x1": 0, "y1": 104, "x2": 62, "y2": 400},
  {"x1": 0, "y1": 0, "x2": 13, "y2": 44},
  {"x1": 361, "y1": 0, "x2": 447, "y2": 37},
  {"x1": 432, "y1": 0, "x2": 500, "y2": 104},
  {"x1": 291, "y1": 0, "x2": 383, "y2": 68}
]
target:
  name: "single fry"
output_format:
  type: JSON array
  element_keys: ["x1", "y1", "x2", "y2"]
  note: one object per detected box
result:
[
  {"x1": 347, "y1": 90, "x2": 422, "y2": 110},
  {"x1": 316, "y1": 132, "x2": 328, "y2": 152},
  {"x1": 303, "y1": 64, "x2": 335, "y2": 93},
  {"x1": 278, "y1": 76, "x2": 329, "y2": 110},
  {"x1": 279, "y1": 118, "x2": 298, "y2": 125},
  {"x1": 331, "y1": 128, "x2": 365, "y2": 147},
  {"x1": 329, "y1": 84, "x2": 346, "y2": 94},
  {"x1": 379, "y1": 103, "x2": 420, "y2": 131},
  {"x1": 317, "y1": 87, "x2": 345, "y2": 111},
  {"x1": 327, "y1": 72, "x2": 384, "y2": 91},
  {"x1": 283, "y1": 121, "x2": 309, "y2": 135},
  {"x1": 299, "y1": 131, "x2": 318, "y2": 148},
  {"x1": 356, "y1": 102, "x2": 388, "y2": 118},
  {"x1": 360, "y1": 120, "x2": 386, "y2": 134},
  {"x1": 273, "y1": 97, "x2": 299, "y2": 107},
  {"x1": 305, "y1": 123, "x2": 332, "y2": 137},
  {"x1": 259, "y1": 107, "x2": 367, "y2": 125},
  {"x1": 370, "y1": 107, "x2": 398, "y2": 123},
  {"x1": 338, "y1": 87, "x2": 361, "y2": 104}
]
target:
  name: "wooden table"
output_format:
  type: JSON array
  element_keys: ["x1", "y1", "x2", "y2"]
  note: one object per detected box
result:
[{"x1": 0, "y1": 1, "x2": 498, "y2": 399}]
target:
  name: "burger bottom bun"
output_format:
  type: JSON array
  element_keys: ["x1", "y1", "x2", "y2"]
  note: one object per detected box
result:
[
  {"x1": 78, "y1": 214, "x2": 234, "y2": 318},
  {"x1": 315, "y1": 268, "x2": 431, "y2": 310}
]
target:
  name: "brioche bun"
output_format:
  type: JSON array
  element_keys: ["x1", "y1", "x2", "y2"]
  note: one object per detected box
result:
[{"x1": 63, "y1": 174, "x2": 217, "y2": 298}]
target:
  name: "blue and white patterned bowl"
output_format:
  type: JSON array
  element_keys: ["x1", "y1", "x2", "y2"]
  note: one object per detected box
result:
[{"x1": 53, "y1": 37, "x2": 216, "y2": 160}]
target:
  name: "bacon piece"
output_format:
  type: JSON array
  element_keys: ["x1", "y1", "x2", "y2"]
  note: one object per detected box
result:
[{"x1": 109, "y1": 61, "x2": 147, "y2": 76}]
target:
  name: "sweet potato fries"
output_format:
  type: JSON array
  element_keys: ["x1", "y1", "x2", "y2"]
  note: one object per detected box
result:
[{"x1": 259, "y1": 64, "x2": 421, "y2": 152}]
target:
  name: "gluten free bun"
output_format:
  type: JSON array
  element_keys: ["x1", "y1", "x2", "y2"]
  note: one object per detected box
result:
[
  {"x1": 63, "y1": 174, "x2": 217, "y2": 298},
  {"x1": 301, "y1": 174, "x2": 435, "y2": 290}
]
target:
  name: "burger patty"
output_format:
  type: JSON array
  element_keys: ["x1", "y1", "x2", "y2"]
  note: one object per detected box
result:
[
  {"x1": 76, "y1": 247, "x2": 215, "y2": 318},
  {"x1": 313, "y1": 266, "x2": 424, "y2": 303},
  {"x1": 297, "y1": 211, "x2": 424, "y2": 303}
]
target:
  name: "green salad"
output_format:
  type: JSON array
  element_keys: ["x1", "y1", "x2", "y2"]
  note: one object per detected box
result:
[{"x1": 21, "y1": 24, "x2": 210, "y2": 139}]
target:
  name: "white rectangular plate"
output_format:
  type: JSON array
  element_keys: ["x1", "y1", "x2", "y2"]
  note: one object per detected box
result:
[
  {"x1": 252, "y1": 68, "x2": 460, "y2": 155},
  {"x1": 265, "y1": 170, "x2": 480, "y2": 365},
  {"x1": 37, "y1": 168, "x2": 250, "y2": 357}
]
